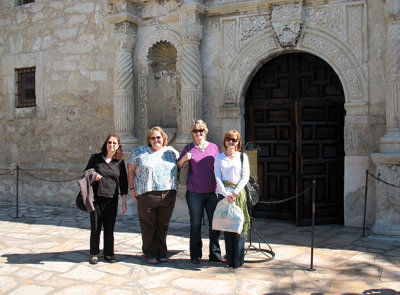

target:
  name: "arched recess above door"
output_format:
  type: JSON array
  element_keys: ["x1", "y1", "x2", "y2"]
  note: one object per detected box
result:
[{"x1": 222, "y1": 31, "x2": 367, "y2": 111}]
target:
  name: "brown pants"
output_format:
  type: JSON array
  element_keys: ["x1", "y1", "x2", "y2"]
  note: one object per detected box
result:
[{"x1": 137, "y1": 190, "x2": 177, "y2": 259}]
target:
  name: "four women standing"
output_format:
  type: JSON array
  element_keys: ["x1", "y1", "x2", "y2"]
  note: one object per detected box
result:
[{"x1": 84, "y1": 125, "x2": 249, "y2": 268}]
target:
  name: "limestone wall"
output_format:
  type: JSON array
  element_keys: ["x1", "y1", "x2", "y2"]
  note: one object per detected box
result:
[{"x1": 0, "y1": 0, "x2": 393, "y2": 227}]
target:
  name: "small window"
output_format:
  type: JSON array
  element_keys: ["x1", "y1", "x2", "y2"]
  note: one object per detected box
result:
[
  {"x1": 16, "y1": 0, "x2": 34, "y2": 6},
  {"x1": 16, "y1": 67, "x2": 36, "y2": 108}
]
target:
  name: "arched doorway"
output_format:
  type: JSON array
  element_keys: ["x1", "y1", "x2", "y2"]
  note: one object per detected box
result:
[{"x1": 245, "y1": 53, "x2": 345, "y2": 225}]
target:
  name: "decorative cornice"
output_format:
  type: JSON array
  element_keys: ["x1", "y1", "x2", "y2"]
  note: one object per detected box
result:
[
  {"x1": 106, "y1": 13, "x2": 141, "y2": 26},
  {"x1": 179, "y1": 2, "x2": 207, "y2": 16},
  {"x1": 207, "y1": 1, "x2": 270, "y2": 17}
]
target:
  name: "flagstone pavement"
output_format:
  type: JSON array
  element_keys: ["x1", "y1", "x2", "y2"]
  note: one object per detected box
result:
[{"x1": 0, "y1": 201, "x2": 400, "y2": 295}]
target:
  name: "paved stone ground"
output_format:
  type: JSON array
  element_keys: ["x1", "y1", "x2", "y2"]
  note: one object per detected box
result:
[{"x1": 0, "y1": 201, "x2": 400, "y2": 295}]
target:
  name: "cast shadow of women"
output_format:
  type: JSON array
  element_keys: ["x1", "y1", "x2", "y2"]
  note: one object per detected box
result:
[{"x1": 2, "y1": 249, "x2": 225, "y2": 271}]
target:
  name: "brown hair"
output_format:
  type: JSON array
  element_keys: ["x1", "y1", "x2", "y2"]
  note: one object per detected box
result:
[
  {"x1": 101, "y1": 134, "x2": 124, "y2": 160},
  {"x1": 146, "y1": 126, "x2": 168, "y2": 147},
  {"x1": 223, "y1": 130, "x2": 242, "y2": 151}
]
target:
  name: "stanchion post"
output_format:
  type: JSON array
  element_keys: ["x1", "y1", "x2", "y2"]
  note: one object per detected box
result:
[
  {"x1": 16, "y1": 165, "x2": 19, "y2": 218},
  {"x1": 307, "y1": 179, "x2": 316, "y2": 271},
  {"x1": 362, "y1": 169, "x2": 369, "y2": 237}
]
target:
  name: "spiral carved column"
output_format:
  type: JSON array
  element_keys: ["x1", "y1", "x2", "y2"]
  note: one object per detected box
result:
[
  {"x1": 113, "y1": 21, "x2": 138, "y2": 149},
  {"x1": 176, "y1": 6, "x2": 205, "y2": 144}
]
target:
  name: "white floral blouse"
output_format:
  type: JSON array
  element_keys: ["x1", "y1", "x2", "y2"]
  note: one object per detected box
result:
[{"x1": 128, "y1": 145, "x2": 179, "y2": 196}]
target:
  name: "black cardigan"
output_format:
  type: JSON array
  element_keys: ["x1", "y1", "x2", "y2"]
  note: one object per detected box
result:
[{"x1": 84, "y1": 153, "x2": 128, "y2": 198}]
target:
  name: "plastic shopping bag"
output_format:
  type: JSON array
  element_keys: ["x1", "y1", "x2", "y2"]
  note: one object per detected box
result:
[{"x1": 212, "y1": 198, "x2": 244, "y2": 234}]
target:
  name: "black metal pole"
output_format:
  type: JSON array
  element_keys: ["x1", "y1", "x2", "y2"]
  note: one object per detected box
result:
[
  {"x1": 362, "y1": 169, "x2": 369, "y2": 237},
  {"x1": 16, "y1": 165, "x2": 19, "y2": 218},
  {"x1": 308, "y1": 179, "x2": 316, "y2": 271}
]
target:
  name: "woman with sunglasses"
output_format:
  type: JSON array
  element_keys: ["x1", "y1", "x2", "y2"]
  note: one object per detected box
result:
[
  {"x1": 84, "y1": 134, "x2": 128, "y2": 265},
  {"x1": 214, "y1": 130, "x2": 250, "y2": 269},
  {"x1": 127, "y1": 126, "x2": 179, "y2": 264},
  {"x1": 177, "y1": 119, "x2": 223, "y2": 264}
]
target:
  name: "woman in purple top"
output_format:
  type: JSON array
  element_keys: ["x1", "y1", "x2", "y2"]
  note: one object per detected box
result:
[{"x1": 178, "y1": 119, "x2": 224, "y2": 264}]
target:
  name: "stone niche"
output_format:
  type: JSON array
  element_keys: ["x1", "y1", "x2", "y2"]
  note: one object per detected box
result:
[{"x1": 146, "y1": 41, "x2": 180, "y2": 144}]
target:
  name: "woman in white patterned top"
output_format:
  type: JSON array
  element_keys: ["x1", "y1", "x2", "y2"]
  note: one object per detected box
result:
[{"x1": 127, "y1": 126, "x2": 179, "y2": 265}]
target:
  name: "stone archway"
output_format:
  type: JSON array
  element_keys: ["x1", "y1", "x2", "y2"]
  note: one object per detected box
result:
[{"x1": 221, "y1": 30, "x2": 369, "y2": 227}]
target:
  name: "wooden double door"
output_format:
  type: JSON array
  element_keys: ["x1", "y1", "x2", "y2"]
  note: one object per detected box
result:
[{"x1": 245, "y1": 53, "x2": 345, "y2": 225}]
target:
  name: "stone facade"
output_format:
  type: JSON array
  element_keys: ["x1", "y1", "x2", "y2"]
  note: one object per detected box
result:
[{"x1": 0, "y1": 0, "x2": 399, "y2": 234}]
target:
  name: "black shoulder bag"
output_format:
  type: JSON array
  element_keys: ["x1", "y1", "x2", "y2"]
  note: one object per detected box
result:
[{"x1": 240, "y1": 152, "x2": 260, "y2": 210}]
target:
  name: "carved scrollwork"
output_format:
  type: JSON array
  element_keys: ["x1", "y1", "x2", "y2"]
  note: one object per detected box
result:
[
  {"x1": 301, "y1": 33, "x2": 363, "y2": 98},
  {"x1": 114, "y1": 22, "x2": 137, "y2": 50},
  {"x1": 239, "y1": 16, "x2": 271, "y2": 48},
  {"x1": 180, "y1": 23, "x2": 203, "y2": 43}
]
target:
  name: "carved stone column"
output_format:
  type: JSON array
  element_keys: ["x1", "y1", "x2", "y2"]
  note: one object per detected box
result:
[
  {"x1": 107, "y1": 1, "x2": 140, "y2": 150},
  {"x1": 176, "y1": 3, "x2": 206, "y2": 145},
  {"x1": 379, "y1": 0, "x2": 400, "y2": 153},
  {"x1": 371, "y1": 0, "x2": 400, "y2": 236}
]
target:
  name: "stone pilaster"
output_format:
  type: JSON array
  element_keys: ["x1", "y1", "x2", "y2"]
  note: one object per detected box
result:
[
  {"x1": 107, "y1": 1, "x2": 140, "y2": 150},
  {"x1": 379, "y1": 0, "x2": 400, "y2": 152},
  {"x1": 371, "y1": 0, "x2": 400, "y2": 236},
  {"x1": 176, "y1": 3, "x2": 206, "y2": 144}
]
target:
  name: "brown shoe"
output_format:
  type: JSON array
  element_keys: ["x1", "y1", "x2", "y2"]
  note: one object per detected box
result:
[
  {"x1": 191, "y1": 259, "x2": 200, "y2": 264},
  {"x1": 146, "y1": 258, "x2": 159, "y2": 264}
]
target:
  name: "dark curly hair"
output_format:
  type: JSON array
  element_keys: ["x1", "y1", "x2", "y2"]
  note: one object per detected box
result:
[{"x1": 101, "y1": 134, "x2": 124, "y2": 160}]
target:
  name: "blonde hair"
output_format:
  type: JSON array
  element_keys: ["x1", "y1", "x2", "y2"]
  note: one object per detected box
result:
[
  {"x1": 190, "y1": 119, "x2": 208, "y2": 140},
  {"x1": 146, "y1": 126, "x2": 168, "y2": 147}
]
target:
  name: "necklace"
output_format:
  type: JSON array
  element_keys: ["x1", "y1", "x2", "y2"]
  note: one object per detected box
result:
[{"x1": 196, "y1": 141, "x2": 207, "y2": 153}]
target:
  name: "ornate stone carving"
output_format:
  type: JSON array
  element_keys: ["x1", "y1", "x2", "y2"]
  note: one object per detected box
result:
[
  {"x1": 384, "y1": 0, "x2": 400, "y2": 23},
  {"x1": 180, "y1": 23, "x2": 203, "y2": 43},
  {"x1": 114, "y1": 50, "x2": 133, "y2": 90},
  {"x1": 301, "y1": 33, "x2": 363, "y2": 98},
  {"x1": 306, "y1": 6, "x2": 345, "y2": 41},
  {"x1": 271, "y1": 3, "x2": 304, "y2": 47},
  {"x1": 305, "y1": 4, "x2": 366, "y2": 63},
  {"x1": 348, "y1": 5, "x2": 363, "y2": 62},
  {"x1": 239, "y1": 15, "x2": 271, "y2": 48},
  {"x1": 114, "y1": 22, "x2": 136, "y2": 50},
  {"x1": 224, "y1": 35, "x2": 277, "y2": 104},
  {"x1": 222, "y1": 19, "x2": 236, "y2": 66}
]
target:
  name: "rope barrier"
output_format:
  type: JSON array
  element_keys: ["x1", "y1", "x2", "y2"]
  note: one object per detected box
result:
[
  {"x1": 0, "y1": 169, "x2": 16, "y2": 176},
  {"x1": 362, "y1": 169, "x2": 400, "y2": 237},
  {"x1": 367, "y1": 170, "x2": 400, "y2": 189},
  {"x1": 257, "y1": 185, "x2": 312, "y2": 205},
  {"x1": 18, "y1": 167, "x2": 81, "y2": 183}
]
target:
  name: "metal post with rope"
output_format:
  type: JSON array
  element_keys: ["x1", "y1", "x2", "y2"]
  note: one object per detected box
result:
[{"x1": 362, "y1": 169, "x2": 400, "y2": 237}]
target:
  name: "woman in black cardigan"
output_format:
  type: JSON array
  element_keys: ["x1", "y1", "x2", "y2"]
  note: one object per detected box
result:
[{"x1": 84, "y1": 134, "x2": 128, "y2": 264}]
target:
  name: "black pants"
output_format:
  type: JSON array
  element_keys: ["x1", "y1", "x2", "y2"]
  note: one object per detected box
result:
[
  {"x1": 90, "y1": 196, "x2": 118, "y2": 256},
  {"x1": 224, "y1": 232, "x2": 245, "y2": 267}
]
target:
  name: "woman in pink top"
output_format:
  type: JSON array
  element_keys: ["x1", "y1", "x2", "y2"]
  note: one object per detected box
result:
[{"x1": 178, "y1": 120, "x2": 224, "y2": 264}]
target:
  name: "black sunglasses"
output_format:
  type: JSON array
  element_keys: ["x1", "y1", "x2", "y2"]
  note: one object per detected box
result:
[
  {"x1": 192, "y1": 129, "x2": 204, "y2": 134},
  {"x1": 150, "y1": 136, "x2": 162, "y2": 140},
  {"x1": 225, "y1": 137, "x2": 238, "y2": 143}
]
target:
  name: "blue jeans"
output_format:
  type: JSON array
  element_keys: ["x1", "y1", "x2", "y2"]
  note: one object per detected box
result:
[{"x1": 186, "y1": 190, "x2": 224, "y2": 261}]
